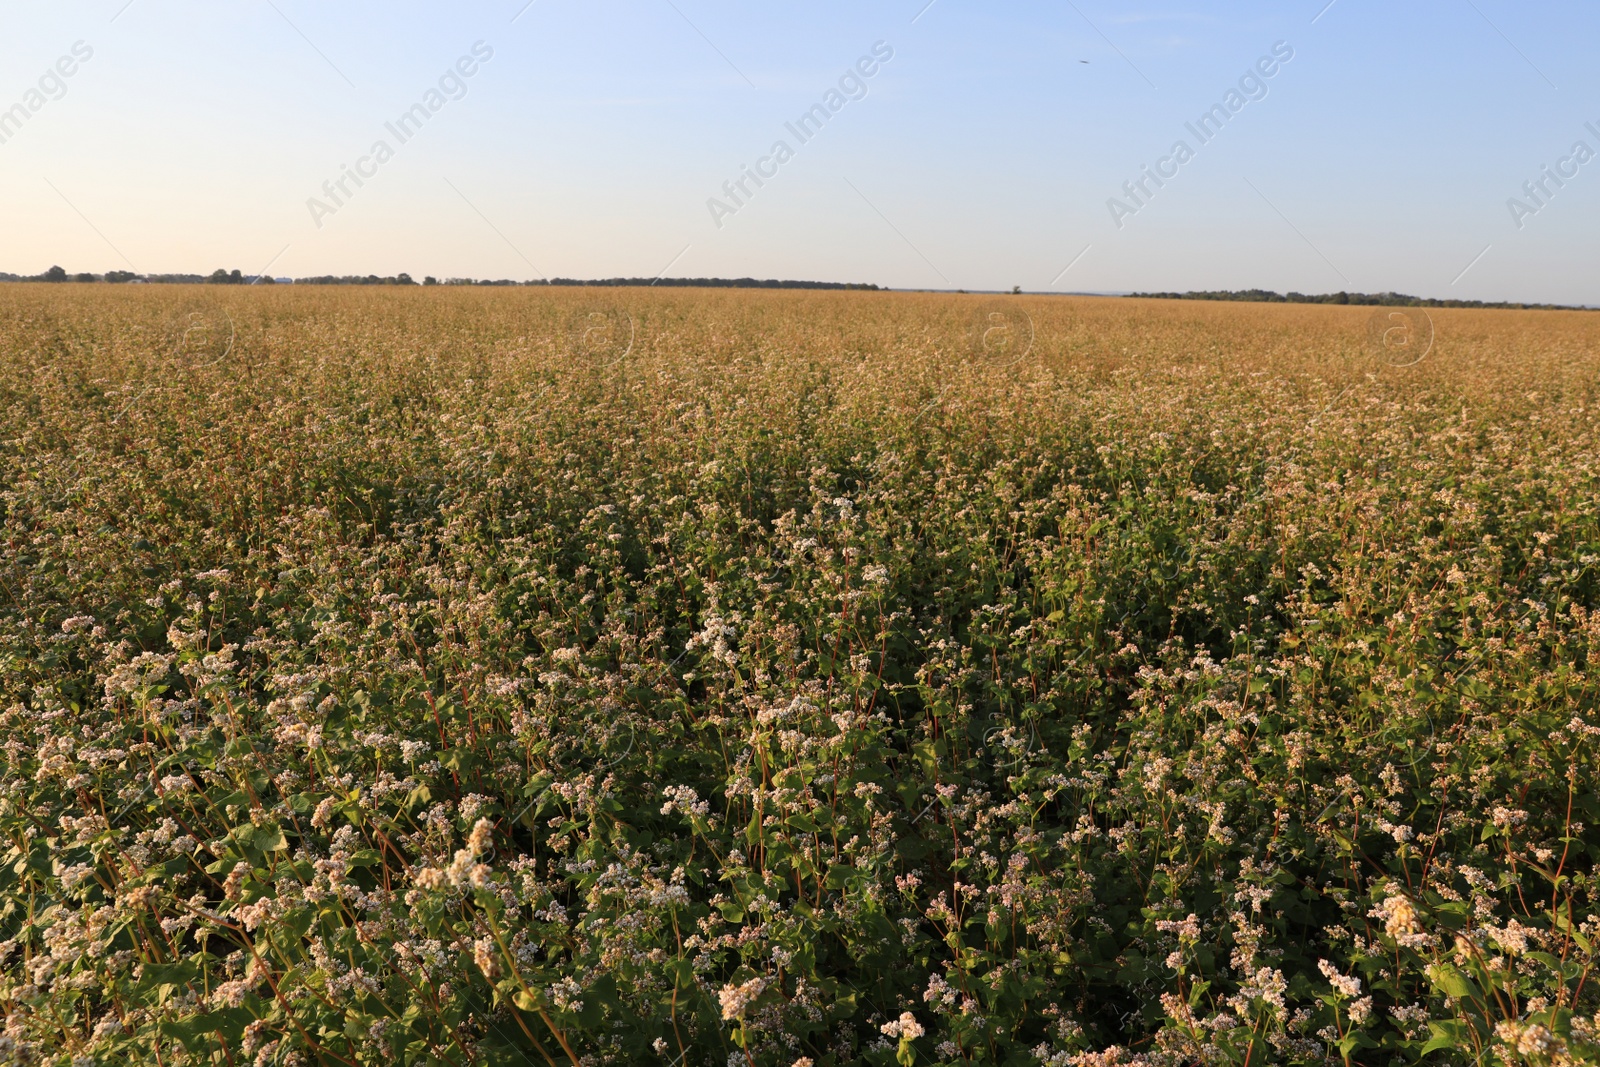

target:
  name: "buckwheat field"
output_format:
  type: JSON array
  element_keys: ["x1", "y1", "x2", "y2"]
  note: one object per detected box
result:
[{"x1": 2, "y1": 285, "x2": 1598, "y2": 1067}]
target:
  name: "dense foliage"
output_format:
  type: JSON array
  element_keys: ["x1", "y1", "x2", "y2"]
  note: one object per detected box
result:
[{"x1": 0, "y1": 287, "x2": 1597, "y2": 1067}]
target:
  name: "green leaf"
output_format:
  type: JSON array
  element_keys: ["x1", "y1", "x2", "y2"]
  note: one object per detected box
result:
[
  {"x1": 667, "y1": 958, "x2": 696, "y2": 988},
  {"x1": 1427, "y1": 963, "x2": 1482, "y2": 1001},
  {"x1": 283, "y1": 905, "x2": 315, "y2": 940},
  {"x1": 1421, "y1": 1020, "x2": 1470, "y2": 1055},
  {"x1": 144, "y1": 856, "x2": 189, "y2": 883},
  {"x1": 157, "y1": 1018, "x2": 208, "y2": 1051},
  {"x1": 825, "y1": 864, "x2": 856, "y2": 891},
  {"x1": 252, "y1": 824, "x2": 288, "y2": 852}
]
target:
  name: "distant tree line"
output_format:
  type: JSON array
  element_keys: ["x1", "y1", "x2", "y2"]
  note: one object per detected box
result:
[
  {"x1": 1128, "y1": 289, "x2": 1594, "y2": 311},
  {"x1": 0, "y1": 268, "x2": 880, "y2": 291},
  {"x1": 0, "y1": 267, "x2": 279, "y2": 285},
  {"x1": 296, "y1": 274, "x2": 417, "y2": 286},
  {"x1": 0, "y1": 272, "x2": 1576, "y2": 304}
]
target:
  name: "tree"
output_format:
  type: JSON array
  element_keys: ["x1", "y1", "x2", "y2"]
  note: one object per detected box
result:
[
  {"x1": 423, "y1": 276, "x2": 439, "y2": 286},
  {"x1": 105, "y1": 271, "x2": 138, "y2": 284},
  {"x1": 43, "y1": 266, "x2": 67, "y2": 283},
  {"x1": 208, "y1": 269, "x2": 244, "y2": 285}
]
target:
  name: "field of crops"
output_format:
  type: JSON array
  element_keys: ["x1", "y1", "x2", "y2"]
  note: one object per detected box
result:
[{"x1": 1, "y1": 285, "x2": 1598, "y2": 1067}]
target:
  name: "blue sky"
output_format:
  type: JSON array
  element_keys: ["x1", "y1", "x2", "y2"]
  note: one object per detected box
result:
[{"x1": 1, "y1": 1, "x2": 1596, "y2": 302}]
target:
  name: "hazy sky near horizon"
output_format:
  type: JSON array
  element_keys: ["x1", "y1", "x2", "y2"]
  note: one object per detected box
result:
[{"x1": 1, "y1": 1, "x2": 1597, "y2": 303}]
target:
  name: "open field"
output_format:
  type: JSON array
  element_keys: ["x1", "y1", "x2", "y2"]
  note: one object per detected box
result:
[{"x1": 1, "y1": 285, "x2": 1599, "y2": 1066}]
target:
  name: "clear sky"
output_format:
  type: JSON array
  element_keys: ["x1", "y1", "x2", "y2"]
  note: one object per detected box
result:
[{"x1": 1, "y1": 1, "x2": 1596, "y2": 302}]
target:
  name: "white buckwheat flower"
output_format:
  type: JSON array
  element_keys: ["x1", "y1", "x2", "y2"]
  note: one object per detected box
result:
[{"x1": 718, "y1": 977, "x2": 765, "y2": 1020}]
